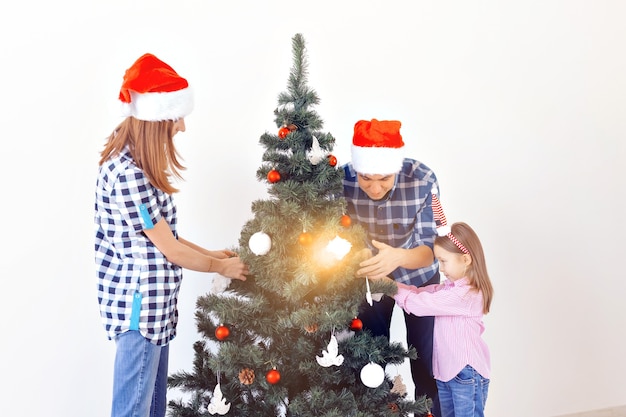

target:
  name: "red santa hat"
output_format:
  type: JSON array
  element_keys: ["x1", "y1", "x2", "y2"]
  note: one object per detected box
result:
[
  {"x1": 431, "y1": 187, "x2": 469, "y2": 254},
  {"x1": 351, "y1": 119, "x2": 405, "y2": 174},
  {"x1": 119, "y1": 53, "x2": 193, "y2": 121}
]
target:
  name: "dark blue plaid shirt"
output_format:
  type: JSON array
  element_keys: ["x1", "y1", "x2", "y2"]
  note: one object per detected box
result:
[
  {"x1": 342, "y1": 158, "x2": 440, "y2": 286},
  {"x1": 94, "y1": 147, "x2": 181, "y2": 346}
]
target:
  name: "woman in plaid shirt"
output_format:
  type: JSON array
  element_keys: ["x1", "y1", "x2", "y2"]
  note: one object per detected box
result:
[{"x1": 95, "y1": 53, "x2": 248, "y2": 417}]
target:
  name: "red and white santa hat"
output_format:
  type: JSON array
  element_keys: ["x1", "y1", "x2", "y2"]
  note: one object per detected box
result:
[
  {"x1": 431, "y1": 187, "x2": 470, "y2": 254},
  {"x1": 119, "y1": 53, "x2": 193, "y2": 122},
  {"x1": 351, "y1": 119, "x2": 405, "y2": 175}
]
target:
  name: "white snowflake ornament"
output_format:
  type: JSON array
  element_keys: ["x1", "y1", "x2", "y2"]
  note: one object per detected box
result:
[{"x1": 207, "y1": 383, "x2": 230, "y2": 415}]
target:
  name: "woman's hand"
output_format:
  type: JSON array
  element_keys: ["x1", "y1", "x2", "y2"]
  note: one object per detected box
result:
[
  {"x1": 214, "y1": 256, "x2": 249, "y2": 281},
  {"x1": 209, "y1": 249, "x2": 237, "y2": 259}
]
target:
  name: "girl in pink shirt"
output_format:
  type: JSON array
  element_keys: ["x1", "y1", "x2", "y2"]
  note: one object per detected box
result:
[{"x1": 385, "y1": 222, "x2": 494, "y2": 417}]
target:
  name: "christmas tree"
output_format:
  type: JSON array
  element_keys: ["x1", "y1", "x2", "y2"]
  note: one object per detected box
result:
[{"x1": 168, "y1": 34, "x2": 432, "y2": 417}]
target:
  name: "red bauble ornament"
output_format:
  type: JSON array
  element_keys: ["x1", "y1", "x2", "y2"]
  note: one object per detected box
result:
[
  {"x1": 328, "y1": 154, "x2": 337, "y2": 167},
  {"x1": 265, "y1": 368, "x2": 281, "y2": 385},
  {"x1": 278, "y1": 127, "x2": 290, "y2": 139},
  {"x1": 215, "y1": 324, "x2": 230, "y2": 341},
  {"x1": 267, "y1": 169, "x2": 281, "y2": 183},
  {"x1": 298, "y1": 231, "x2": 313, "y2": 246},
  {"x1": 340, "y1": 214, "x2": 351, "y2": 227},
  {"x1": 350, "y1": 317, "x2": 363, "y2": 331}
]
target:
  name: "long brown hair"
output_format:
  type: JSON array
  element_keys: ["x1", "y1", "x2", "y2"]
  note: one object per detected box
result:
[
  {"x1": 99, "y1": 117, "x2": 185, "y2": 194},
  {"x1": 435, "y1": 222, "x2": 494, "y2": 314}
]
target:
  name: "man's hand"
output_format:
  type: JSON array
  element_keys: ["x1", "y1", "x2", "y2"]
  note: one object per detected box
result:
[{"x1": 356, "y1": 240, "x2": 405, "y2": 280}]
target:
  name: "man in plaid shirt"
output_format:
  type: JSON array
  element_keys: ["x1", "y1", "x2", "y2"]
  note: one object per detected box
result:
[{"x1": 342, "y1": 119, "x2": 442, "y2": 416}]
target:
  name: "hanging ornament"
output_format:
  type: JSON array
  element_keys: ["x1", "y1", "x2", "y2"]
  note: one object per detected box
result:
[
  {"x1": 249, "y1": 231, "x2": 271, "y2": 255},
  {"x1": 304, "y1": 323, "x2": 318, "y2": 333},
  {"x1": 215, "y1": 324, "x2": 230, "y2": 341},
  {"x1": 276, "y1": 102, "x2": 295, "y2": 112},
  {"x1": 298, "y1": 231, "x2": 313, "y2": 246},
  {"x1": 267, "y1": 169, "x2": 281, "y2": 183},
  {"x1": 349, "y1": 317, "x2": 363, "y2": 331},
  {"x1": 387, "y1": 403, "x2": 399, "y2": 413},
  {"x1": 390, "y1": 374, "x2": 407, "y2": 395},
  {"x1": 265, "y1": 368, "x2": 281, "y2": 385},
  {"x1": 316, "y1": 334, "x2": 344, "y2": 367},
  {"x1": 360, "y1": 362, "x2": 385, "y2": 388},
  {"x1": 306, "y1": 135, "x2": 326, "y2": 165},
  {"x1": 278, "y1": 126, "x2": 290, "y2": 139},
  {"x1": 238, "y1": 368, "x2": 255, "y2": 385},
  {"x1": 365, "y1": 277, "x2": 373, "y2": 306},
  {"x1": 211, "y1": 274, "x2": 232, "y2": 294},
  {"x1": 328, "y1": 154, "x2": 337, "y2": 167},
  {"x1": 340, "y1": 214, "x2": 351, "y2": 227},
  {"x1": 207, "y1": 382, "x2": 231, "y2": 415}
]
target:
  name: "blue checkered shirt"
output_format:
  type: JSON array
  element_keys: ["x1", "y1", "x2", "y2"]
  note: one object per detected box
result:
[
  {"x1": 94, "y1": 148, "x2": 182, "y2": 346},
  {"x1": 342, "y1": 158, "x2": 440, "y2": 286}
]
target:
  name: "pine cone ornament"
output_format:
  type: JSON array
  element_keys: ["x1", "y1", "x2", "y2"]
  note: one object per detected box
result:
[{"x1": 238, "y1": 368, "x2": 255, "y2": 385}]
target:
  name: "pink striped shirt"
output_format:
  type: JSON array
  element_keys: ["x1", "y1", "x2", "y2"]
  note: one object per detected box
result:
[{"x1": 394, "y1": 278, "x2": 491, "y2": 382}]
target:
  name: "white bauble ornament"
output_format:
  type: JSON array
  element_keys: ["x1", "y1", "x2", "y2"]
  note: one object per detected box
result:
[
  {"x1": 249, "y1": 232, "x2": 271, "y2": 255},
  {"x1": 360, "y1": 362, "x2": 385, "y2": 388}
]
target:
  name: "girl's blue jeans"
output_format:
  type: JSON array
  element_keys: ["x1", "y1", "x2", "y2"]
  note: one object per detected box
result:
[
  {"x1": 436, "y1": 365, "x2": 489, "y2": 417},
  {"x1": 111, "y1": 331, "x2": 169, "y2": 417}
]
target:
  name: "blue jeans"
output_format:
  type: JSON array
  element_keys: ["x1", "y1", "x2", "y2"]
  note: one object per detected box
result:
[
  {"x1": 436, "y1": 365, "x2": 489, "y2": 417},
  {"x1": 111, "y1": 331, "x2": 169, "y2": 417}
]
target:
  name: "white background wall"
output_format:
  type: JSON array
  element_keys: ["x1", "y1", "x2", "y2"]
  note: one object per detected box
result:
[{"x1": 1, "y1": 1, "x2": 624, "y2": 416}]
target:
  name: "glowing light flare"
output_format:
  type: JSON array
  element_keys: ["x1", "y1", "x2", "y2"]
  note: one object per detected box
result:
[{"x1": 322, "y1": 236, "x2": 352, "y2": 262}]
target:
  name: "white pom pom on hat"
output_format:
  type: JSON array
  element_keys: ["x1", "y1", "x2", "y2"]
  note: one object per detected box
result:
[
  {"x1": 119, "y1": 53, "x2": 194, "y2": 122},
  {"x1": 350, "y1": 119, "x2": 405, "y2": 175}
]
